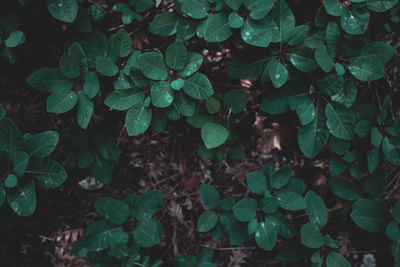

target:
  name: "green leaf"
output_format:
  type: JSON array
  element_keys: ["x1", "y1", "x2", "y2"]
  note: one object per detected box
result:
[
  {"x1": 329, "y1": 178, "x2": 362, "y2": 200},
  {"x1": 0, "y1": 184, "x2": 5, "y2": 207},
  {"x1": 241, "y1": 18, "x2": 272, "y2": 48},
  {"x1": 335, "y1": 63, "x2": 345, "y2": 75},
  {"x1": 83, "y1": 72, "x2": 100, "y2": 98},
  {"x1": 284, "y1": 25, "x2": 309, "y2": 45},
  {"x1": 296, "y1": 97, "x2": 316, "y2": 125},
  {"x1": 46, "y1": 0, "x2": 78, "y2": 23},
  {"x1": 326, "y1": 22, "x2": 341, "y2": 58},
  {"x1": 200, "y1": 184, "x2": 221, "y2": 209},
  {"x1": 5, "y1": 31, "x2": 25, "y2": 48},
  {"x1": 132, "y1": 190, "x2": 163, "y2": 221},
  {"x1": 300, "y1": 223, "x2": 325, "y2": 248},
  {"x1": 271, "y1": 0, "x2": 295, "y2": 42},
  {"x1": 356, "y1": 42, "x2": 395, "y2": 65},
  {"x1": 377, "y1": 94, "x2": 390, "y2": 125},
  {"x1": 47, "y1": 89, "x2": 77, "y2": 114},
  {"x1": 166, "y1": 41, "x2": 187, "y2": 71},
  {"x1": 178, "y1": 52, "x2": 203, "y2": 78},
  {"x1": 24, "y1": 130, "x2": 59, "y2": 158},
  {"x1": 80, "y1": 29, "x2": 108, "y2": 60},
  {"x1": 270, "y1": 164, "x2": 292, "y2": 189},
  {"x1": 134, "y1": 219, "x2": 161, "y2": 247},
  {"x1": 68, "y1": 41, "x2": 88, "y2": 74},
  {"x1": 206, "y1": 97, "x2": 221, "y2": 114},
  {"x1": 173, "y1": 92, "x2": 195, "y2": 116},
  {"x1": 268, "y1": 212, "x2": 296, "y2": 238},
  {"x1": 382, "y1": 137, "x2": 400, "y2": 166},
  {"x1": 223, "y1": 90, "x2": 247, "y2": 114},
  {"x1": 125, "y1": 103, "x2": 152, "y2": 136},
  {"x1": 348, "y1": 58, "x2": 384, "y2": 82},
  {"x1": 59, "y1": 53, "x2": 80, "y2": 79},
  {"x1": 138, "y1": 52, "x2": 169, "y2": 80},
  {"x1": 0, "y1": 118, "x2": 24, "y2": 153},
  {"x1": 201, "y1": 122, "x2": 229, "y2": 149},
  {"x1": 151, "y1": 81, "x2": 175, "y2": 108},
  {"x1": 277, "y1": 192, "x2": 306, "y2": 211},
  {"x1": 171, "y1": 79, "x2": 184, "y2": 91},
  {"x1": 76, "y1": 92, "x2": 94, "y2": 129},
  {"x1": 12, "y1": 151, "x2": 29, "y2": 176},
  {"x1": 247, "y1": 171, "x2": 267, "y2": 195},
  {"x1": 319, "y1": 74, "x2": 343, "y2": 96},
  {"x1": 182, "y1": 73, "x2": 213, "y2": 100},
  {"x1": 5, "y1": 174, "x2": 18, "y2": 188},
  {"x1": 329, "y1": 157, "x2": 347, "y2": 176},
  {"x1": 298, "y1": 107, "x2": 330, "y2": 159},
  {"x1": 232, "y1": 198, "x2": 257, "y2": 222},
  {"x1": 203, "y1": 13, "x2": 232, "y2": 42},
  {"x1": 259, "y1": 197, "x2": 278, "y2": 214},
  {"x1": 104, "y1": 199, "x2": 130, "y2": 224},
  {"x1": 386, "y1": 221, "x2": 400, "y2": 241},
  {"x1": 362, "y1": 170, "x2": 387, "y2": 196},
  {"x1": 197, "y1": 211, "x2": 218, "y2": 232},
  {"x1": 351, "y1": 199, "x2": 389, "y2": 232},
  {"x1": 105, "y1": 89, "x2": 144, "y2": 111},
  {"x1": 305, "y1": 191, "x2": 328, "y2": 227},
  {"x1": 7, "y1": 180, "x2": 36, "y2": 216},
  {"x1": 392, "y1": 199, "x2": 400, "y2": 224},
  {"x1": 77, "y1": 150, "x2": 94, "y2": 168},
  {"x1": 331, "y1": 76, "x2": 357, "y2": 108},
  {"x1": 110, "y1": 29, "x2": 132, "y2": 57},
  {"x1": 367, "y1": 0, "x2": 398, "y2": 12},
  {"x1": 74, "y1": 220, "x2": 124, "y2": 251},
  {"x1": 315, "y1": 45, "x2": 334, "y2": 73},
  {"x1": 149, "y1": 12, "x2": 178, "y2": 36},
  {"x1": 326, "y1": 252, "x2": 351, "y2": 267},
  {"x1": 96, "y1": 57, "x2": 119, "y2": 77},
  {"x1": 324, "y1": 0, "x2": 344, "y2": 16},
  {"x1": 174, "y1": 254, "x2": 197, "y2": 267},
  {"x1": 181, "y1": 0, "x2": 210, "y2": 19},
  {"x1": 27, "y1": 68, "x2": 73, "y2": 93},
  {"x1": 227, "y1": 55, "x2": 270, "y2": 79},
  {"x1": 255, "y1": 220, "x2": 278, "y2": 251},
  {"x1": 371, "y1": 127, "x2": 383, "y2": 147},
  {"x1": 367, "y1": 147, "x2": 380, "y2": 173},
  {"x1": 28, "y1": 158, "x2": 67, "y2": 189},
  {"x1": 248, "y1": 0, "x2": 274, "y2": 20},
  {"x1": 340, "y1": 6, "x2": 370, "y2": 35},
  {"x1": 355, "y1": 120, "x2": 371, "y2": 138},
  {"x1": 260, "y1": 85, "x2": 308, "y2": 115},
  {"x1": 289, "y1": 48, "x2": 318, "y2": 72},
  {"x1": 228, "y1": 12, "x2": 244, "y2": 28},
  {"x1": 325, "y1": 102, "x2": 355, "y2": 140},
  {"x1": 267, "y1": 58, "x2": 288, "y2": 88}
]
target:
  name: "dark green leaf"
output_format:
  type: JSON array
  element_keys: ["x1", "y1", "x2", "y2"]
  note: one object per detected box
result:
[
  {"x1": 7, "y1": 180, "x2": 36, "y2": 216},
  {"x1": 300, "y1": 223, "x2": 324, "y2": 248},
  {"x1": 46, "y1": 0, "x2": 78, "y2": 23},
  {"x1": 200, "y1": 184, "x2": 221, "y2": 209}
]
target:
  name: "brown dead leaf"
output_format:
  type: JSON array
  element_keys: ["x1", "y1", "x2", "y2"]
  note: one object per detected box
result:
[
  {"x1": 257, "y1": 125, "x2": 282, "y2": 154},
  {"x1": 228, "y1": 249, "x2": 248, "y2": 267},
  {"x1": 132, "y1": 32, "x2": 149, "y2": 50}
]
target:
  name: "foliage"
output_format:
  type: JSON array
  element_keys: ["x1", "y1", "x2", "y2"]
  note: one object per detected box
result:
[
  {"x1": 198, "y1": 163, "x2": 351, "y2": 265},
  {"x1": 71, "y1": 191, "x2": 164, "y2": 266},
  {"x1": 63, "y1": 125, "x2": 121, "y2": 185},
  {"x1": 1, "y1": 0, "x2": 400, "y2": 265},
  {"x1": 0, "y1": 107, "x2": 67, "y2": 216}
]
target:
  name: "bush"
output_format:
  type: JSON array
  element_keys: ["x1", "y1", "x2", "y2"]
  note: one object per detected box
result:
[{"x1": 0, "y1": 0, "x2": 399, "y2": 266}]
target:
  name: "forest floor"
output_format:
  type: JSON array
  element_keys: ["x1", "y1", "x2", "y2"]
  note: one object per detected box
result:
[{"x1": 0, "y1": 0, "x2": 399, "y2": 266}]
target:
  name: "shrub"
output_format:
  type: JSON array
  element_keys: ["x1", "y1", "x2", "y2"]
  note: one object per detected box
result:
[{"x1": 0, "y1": 0, "x2": 399, "y2": 265}]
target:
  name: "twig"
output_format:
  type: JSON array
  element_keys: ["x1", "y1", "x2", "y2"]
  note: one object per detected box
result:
[{"x1": 201, "y1": 245, "x2": 258, "y2": 251}]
